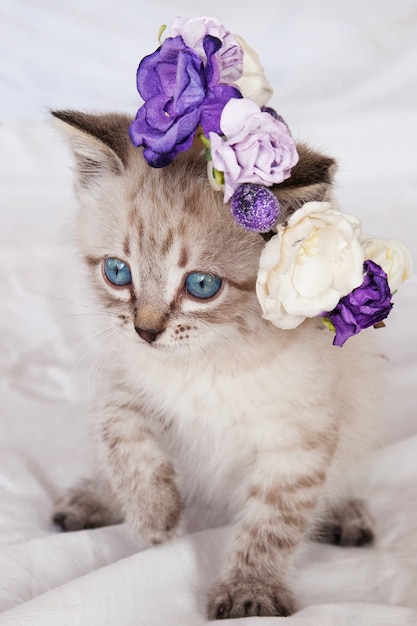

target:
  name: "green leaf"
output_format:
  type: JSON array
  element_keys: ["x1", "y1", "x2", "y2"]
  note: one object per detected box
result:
[{"x1": 321, "y1": 316, "x2": 336, "y2": 332}]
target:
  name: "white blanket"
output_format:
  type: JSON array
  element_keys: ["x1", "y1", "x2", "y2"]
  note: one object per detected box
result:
[{"x1": 1, "y1": 1, "x2": 416, "y2": 624}]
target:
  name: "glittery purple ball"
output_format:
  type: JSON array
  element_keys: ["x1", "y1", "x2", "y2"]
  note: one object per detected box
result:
[{"x1": 230, "y1": 184, "x2": 281, "y2": 232}]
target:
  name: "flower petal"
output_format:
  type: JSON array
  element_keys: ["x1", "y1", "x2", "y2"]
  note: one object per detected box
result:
[
  {"x1": 211, "y1": 98, "x2": 299, "y2": 202},
  {"x1": 325, "y1": 260, "x2": 393, "y2": 346}
]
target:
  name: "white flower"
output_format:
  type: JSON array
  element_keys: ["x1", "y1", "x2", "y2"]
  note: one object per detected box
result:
[
  {"x1": 234, "y1": 35, "x2": 273, "y2": 106},
  {"x1": 256, "y1": 202, "x2": 365, "y2": 329},
  {"x1": 361, "y1": 235, "x2": 413, "y2": 292}
]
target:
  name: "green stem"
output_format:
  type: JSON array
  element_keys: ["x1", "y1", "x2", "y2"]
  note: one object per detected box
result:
[
  {"x1": 197, "y1": 133, "x2": 211, "y2": 149},
  {"x1": 158, "y1": 24, "x2": 166, "y2": 43}
]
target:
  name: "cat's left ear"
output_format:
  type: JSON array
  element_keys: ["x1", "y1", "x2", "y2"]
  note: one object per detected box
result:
[{"x1": 51, "y1": 110, "x2": 131, "y2": 185}]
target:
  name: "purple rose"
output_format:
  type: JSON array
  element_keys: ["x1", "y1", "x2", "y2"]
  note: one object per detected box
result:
[
  {"x1": 168, "y1": 16, "x2": 243, "y2": 83},
  {"x1": 129, "y1": 35, "x2": 241, "y2": 167},
  {"x1": 325, "y1": 260, "x2": 393, "y2": 347}
]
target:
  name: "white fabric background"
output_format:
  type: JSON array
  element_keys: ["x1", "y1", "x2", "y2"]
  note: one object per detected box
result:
[{"x1": 0, "y1": 1, "x2": 416, "y2": 624}]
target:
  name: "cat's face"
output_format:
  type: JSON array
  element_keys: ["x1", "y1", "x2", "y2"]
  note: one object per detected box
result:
[
  {"x1": 54, "y1": 111, "x2": 335, "y2": 354},
  {"x1": 83, "y1": 158, "x2": 264, "y2": 353}
]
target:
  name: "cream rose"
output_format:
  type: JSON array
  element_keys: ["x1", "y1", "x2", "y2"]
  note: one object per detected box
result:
[
  {"x1": 361, "y1": 236, "x2": 413, "y2": 292},
  {"x1": 256, "y1": 202, "x2": 365, "y2": 329},
  {"x1": 234, "y1": 35, "x2": 273, "y2": 106}
]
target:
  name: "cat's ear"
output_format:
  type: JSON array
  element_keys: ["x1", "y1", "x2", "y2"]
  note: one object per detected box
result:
[
  {"x1": 273, "y1": 143, "x2": 337, "y2": 217},
  {"x1": 51, "y1": 110, "x2": 131, "y2": 185}
]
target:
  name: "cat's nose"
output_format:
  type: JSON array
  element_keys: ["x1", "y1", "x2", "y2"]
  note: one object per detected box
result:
[{"x1": 134, "y1": 326, "x2": 164, "y2": 344}]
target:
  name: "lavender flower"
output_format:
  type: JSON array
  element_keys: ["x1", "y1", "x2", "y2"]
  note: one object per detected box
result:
[
  {"x1": 129, "y1": 35, "x2": 241, "y2": 167},
  {"x1": 209, "y1": 98, "x2": 299, "y2": 201},
  {"x1": 324, "y1": 260, "x2": 393, "y2": 347},
  {"x1": 168, "y1": 16, "x2": 243, "y2": 83}
]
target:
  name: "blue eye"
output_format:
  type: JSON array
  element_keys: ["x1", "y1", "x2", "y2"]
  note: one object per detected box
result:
[
  {"x1": 185, "y1": 272, "x2": 222, "y2": 300},
  {"x1": 103, "y1": 258, "x2": 132, "y2": 286}
]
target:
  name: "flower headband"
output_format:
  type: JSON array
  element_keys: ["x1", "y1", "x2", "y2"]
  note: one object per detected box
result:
[{"x1": 129, "y1": 15, "x2": 412, "y2": 346}]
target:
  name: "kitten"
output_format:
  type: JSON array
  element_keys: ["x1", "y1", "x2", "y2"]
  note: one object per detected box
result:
[{"x1": 52, "y1": 110, "x2": 379, "y2": 619}]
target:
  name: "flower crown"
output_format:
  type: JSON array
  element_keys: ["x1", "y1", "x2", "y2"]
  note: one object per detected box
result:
[{"x1": 129, "y1": 15, "x2": 412, "y2": 346}]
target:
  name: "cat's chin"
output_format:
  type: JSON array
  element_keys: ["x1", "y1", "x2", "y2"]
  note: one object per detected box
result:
[
  {"x1": 135, "y1": 338, "x2": 194, "y2": 355},
  {"x1": 134, "y1": 340, "x2": 170, "y2": 353}
]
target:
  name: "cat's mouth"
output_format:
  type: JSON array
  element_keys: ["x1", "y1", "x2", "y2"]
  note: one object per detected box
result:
[
  {"x1": 134, "y1": 322, "x2": 198, "y2": 350},
  {"x1": 133, "y1": 326, "x2": 177, "y2": 352},
  {"x1": 134, "y1": 329, "x2": 173, "y2": 352}
]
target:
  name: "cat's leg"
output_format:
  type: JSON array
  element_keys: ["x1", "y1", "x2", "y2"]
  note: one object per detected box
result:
[
  {"x1": 311, "y1": 497, "x2": 375, "y2": 547},
  {"x1": 53, "y1": 477, "x2": 123, "y2": 530},
  {"x1": 92, "y1": 400, "x2": 183, "y2": 545},
  {"x1": 207, "y1": 445, "x2": 332, "y2": 619}
]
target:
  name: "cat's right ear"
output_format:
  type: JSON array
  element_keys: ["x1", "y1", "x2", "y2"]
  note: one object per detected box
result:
[
  {"x1": 273, "y1": 143, "x2": 337, "y2": 220},
  {"x1": 51, "y1": 110, "x2": 131, "y2": 185}
]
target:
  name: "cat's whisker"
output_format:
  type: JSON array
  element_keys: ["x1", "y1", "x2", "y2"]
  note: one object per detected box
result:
[
  {"x1": 89, "y1": 328, "x2": 125, "y2": 398},
  {"x1": 27, "y1": 288, "x2": 97, "y2": 311},
  {"x1": 50, "y1": 309, "x2": 129, "y2": 373},
  {"x1": 88, "y1": 334, "x2": 115, "y2": 399},
  {"x1": 52, "y1": 311, "x2": 123, "y2": 326},
  {"x1": 52, "y1": 324, "x2": 115, "y2": 372},
  {"x1": 178, "y1": 341, "x2": 194, "y2": 382},
  {"x1": 194, "y1": 323, "x2": 238, "y2": 367},
  {"x1": 66, "y1": 326, "x2": 122, "y2": 384}
]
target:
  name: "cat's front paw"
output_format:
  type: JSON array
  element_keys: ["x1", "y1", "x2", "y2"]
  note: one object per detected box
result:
[
  {"x1": 125, "y1": 461, "x2": 183, "y2": 545},
  {"x1": 207, "y1": 576, "x2": 295, "y2": 620},
  {"x1": 312, "y1": 498, "x2": 375, "y2": 547},
  {"x1": 52, "y1": 479, "x2": 123, "y2": 531}
]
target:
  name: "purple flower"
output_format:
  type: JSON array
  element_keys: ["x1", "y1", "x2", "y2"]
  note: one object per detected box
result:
[
  {"x1": 168, "y1": 16, "x2": 243, "y2": 83},
  {"x1": 129, "y1": 35, "x2": 241, "y2": 167},
  {"x1": 324, "y1": 260, "x2": 393, "y2": 347}
]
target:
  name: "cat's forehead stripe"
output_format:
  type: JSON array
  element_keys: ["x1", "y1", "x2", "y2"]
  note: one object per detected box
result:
[
  {"x1": 178, "y1": 246, "x2": 189, "y2": 269},
  {"x1": 161, "y1": 228, "x2": 174, "y2": 256},
  {"x1": 130, "y1": 209, "x2": 144, "y2": 244},
  {"x1": 123, "y1": 236, "x2": 130, "y2": 257}
]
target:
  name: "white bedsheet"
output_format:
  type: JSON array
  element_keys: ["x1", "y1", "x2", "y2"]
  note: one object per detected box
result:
[{"x1": 1, "y1": 1, "x2": 416, "y2": 624}]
